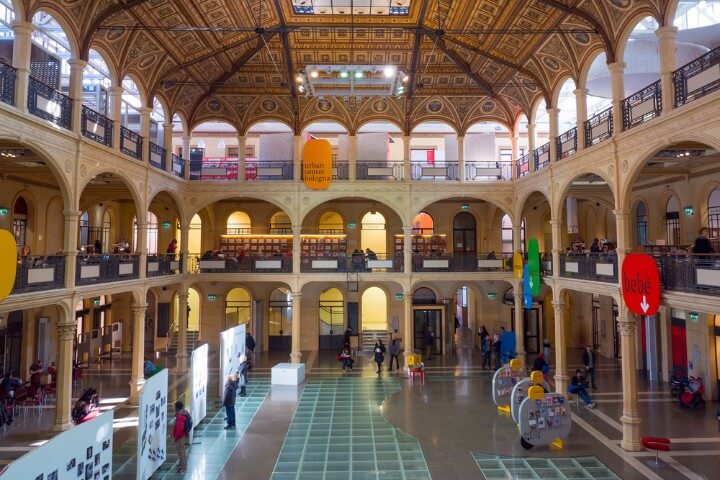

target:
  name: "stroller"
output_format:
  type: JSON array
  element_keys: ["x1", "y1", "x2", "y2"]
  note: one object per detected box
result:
[{"x1": 679, "y1": 376, "x2": 705, "y2": 410}]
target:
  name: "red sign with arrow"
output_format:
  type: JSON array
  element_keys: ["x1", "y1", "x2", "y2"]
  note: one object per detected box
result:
[{"x1": 621, "y1": 254, "x2": 661, "y2": 316}]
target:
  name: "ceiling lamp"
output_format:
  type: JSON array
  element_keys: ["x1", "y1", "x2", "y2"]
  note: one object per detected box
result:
[{"x1": 383, "y1": 66, "x2": 396, "y2": 78}]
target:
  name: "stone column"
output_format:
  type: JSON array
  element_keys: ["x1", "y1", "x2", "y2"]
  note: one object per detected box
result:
[
  {"x1": 163, "y1": 121, "x2": 173, "y2": 172},
  {"x1": 290, "y1": 291, "x2": 302, "y2": 364},
  {"x1": 574, "y1": 88, "x2": 588, "y2": 151},
  {"x1": 609, "y1": 62, "x2": 626, "y2": 134},
  {"x1": 403, "y1": 292, "x2": 414, "y2": 368},
  {"x1": 182, "y1": 135, "x2": 191, "y2": 179},
  {"x1": 237, "y1": 135, "x2": 247, "y2": 182},
  {"x1": 527, "y1": 121, "x2": 536, "y2": 170},
  {"x1": 614, "y1": 209, "x2": 631, "y2": 266},
  {"x1": 108, "y1": 86, "x2": 123, "y2": 150},
  {"x1": 550, "y1": 219, "x2": 563, "y2": 279},
  {"x1": 457, "y1": 135, "x2": 466, "y2": 182},
  {"x1": 514, "y1": 289, "x2": 525, "y2": 366},
  {"x1": 177, "y1": 290, "x2": 188, "y2": 360},
  {"x1": 139, "y1": 106, "x2": 152, "y2": 163},
  {"x1": 402, "y1": 135, "x2": 411, "y2": 181},
  {"x1": 347, "y1": 134, "x2": 357, "y2": 181},
  {"x1": 511, "y1": 130, "x2": 519, "y2": 162},
  {"x1": 68, "y1": 59, "x2": 87, "y2": 133},
  {"x1": 63, "y1": 210, "x2": 81, "y2": 289},
  {"x1": 179, "y1": 225, "x2": 190, "y2": 273},
  {"x1": 547, "y1": 107, "x2": 559, "y2": 163},
  {"x1": 657, "y1": 26, "x2": 678, "y2": 114},
  {"x1": 136, "y1": 220, "x2": 147, "y2": 278},
  {"x1": 552, "y1": 300, "x2": 569, "y2": 394},
  {"x1": 293, "y1": 135, "x2": 302, "y2": 181},
  {"x1": 618, "y1": 307, "x2": 642, "y2": 451},
  {"x1": 403, "y1": 226, "x2": 412, "y2": 274},
  {"x1": 11, "y1": 21, "x2": 32, "y2": 112},
  {"x1": 53, "y1": 319, "x2": 76, "y2": 431},
  {"x1": 292, "y1": 226, "x2": 301, "y2": 274},
  {"x1": 129, "y1": 303, "x2": 147, "y2": 405}
]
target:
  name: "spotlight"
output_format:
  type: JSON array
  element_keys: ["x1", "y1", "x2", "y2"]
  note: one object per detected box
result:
[
  {"x1": 298, "y1": 85, "x2": 305, "y2": 93},
  {"x1": 295, "y1": 74, "x2": 304, "y2": 83},
  {"x1": 402, "y1": 75, "x2": 409, "y2": 83},
  {"x1": 340, "y1": 70, "x2": 348, "y2": 78},
  {"x1": 355, "y1": 70, "x2": 364, "y2": 79},
  {"x1": 383, "y1": 66, "x2": 396, "y2": 78},
  {"x1": 310, "y1": 70, "x2": 319, "y2": 78}
]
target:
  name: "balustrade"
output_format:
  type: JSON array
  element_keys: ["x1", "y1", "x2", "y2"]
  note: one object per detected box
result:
[
  {"x1": 584, "y1": 107, "x2": 613, "y2": 147},
  {"x1": 81, "y1": 106, "x2": 113, "y2": 146},
  {"x1": 622, "y1": 80, "x2": 662, "y2": 130},
  {"x1": 0, "y1": 61, "x2": 16, "y2": 106},
  {"x1": 674, "y1": 45, "x2": 720, "y2": 107},
  {"x1": 149, "y1": 142, "x2": 166, "y2": 170},
  {"x1": 120, "y1": 126, "x2": 143, "y2": 160},
  {"x1": 12, "y1": 255, "x2": 65, "y2": 294},
  {"x1": 27, "y1": 76, "x2": 72, "y2": 129},
  {"x1": 76, "y1": 254, "x2": 139, "y2": 285},
  {"x1": 556, "y1": 127, "x2": 577, "y2": 160}
]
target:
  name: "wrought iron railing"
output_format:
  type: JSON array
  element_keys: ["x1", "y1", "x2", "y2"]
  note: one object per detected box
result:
[
  {"x1": 246, "y1": 160, "x2": 293, "y2": 180},
  {"x1": 147, "y1": 254, "x2": 182, "y2": 277},
  {"x1": 622, "y1": 80, "x2": 662, "y2": 130},
  {"x1": 27, "y1": 76, "x2": 72, "y2": 129},
  {"x1": 190, "y1": 253, "x2": 292, "y2": 273},
  {"x1": 171, "y1": 154, "x2": 184, "y2": 178},
  {"x1": 190, "y1": 156, "x2": 237, "y2": 180},
  {"x1": 556, "y1": 127, "x2": 577, "y2": 160},
  {"x1": 333, "y1": 160, "x2": 349, "y2": 180},
  {"x1": 465, "y1": 161, "x2": 514, "y2": 181},
  {"x1": 411, "y1": 253, "x2": 511, "y2": 273},
  {"x1": 302, "y1": 254, "x2": 403, "y2": 273},
  {"x1": 120, "y1": 126, "x2": 143, "y2": 160},
  {"x1": 584, "y1": 107, "x2": 613, "y2": 147},
  {"x1": 674, "y1": 45, "x2": 720, "y2": 107},
  {"x1": 516, "y1": 154, "x2": 530, "y2": 178},
  {"x1": 12, "y1": 255, "x2": 65, "y2": 294},
  {"x1": 81, "y1": 106, "x2": 113, "y2": 146},
  {"x1": 356, "y1": 160, "x2": 404, "y2": 180},
  {"x1": 653, "y1": 254, "x2": 720, "y2": 296},
  {"x1": 411, "y1": 161, "x2": 459, "y2": 180},
  {"x1": 559, "y1": 253, "x2": 618, "y2": 283},
  {"x1": 149, "y1": 142, "x2": 166, "y2": 170},
  {"x1": 0, "y1": 61, "x2": 16, "y2": 106},
  {"x1": 534, "y1": 142, "x2": 550, "y2": 170},
  {"x1": 76, "y1": 254, "x2": 140, "y2": 285}
]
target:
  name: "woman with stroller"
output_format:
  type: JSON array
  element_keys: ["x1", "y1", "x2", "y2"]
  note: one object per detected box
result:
[{"x1": 339, "y1": 346, "x2": 354, "y2": 373}]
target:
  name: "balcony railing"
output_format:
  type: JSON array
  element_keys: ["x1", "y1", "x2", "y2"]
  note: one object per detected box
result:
[
  {"x1": 559, "y1": 253, "x2": 618, "y2": 283},
  {"x1": 81, "y1": 106, "x2": 113, "y2": 147},
  {"x1": 622, "y1": 80, "x2": 662, "y2": 130},
  {"x1": 190, "y1": 253, "x2": 292, "y2": 273},
  {"x1": 412, "y1": 253, "x2": 510, "y2": 273},
  {"x1": 190, "y1": 156, "x2": 237, "y2": 180},
  {"x1": 653, "y1": 254, "x2": 720, "y2": 296},
  {"x1": 556, "y1": 127, "x2": 577, "y2": 160},
  {"x1": 147, "y1": 254, "x2": 182, "y2": 277},
  {"x1": 333, "y1": 160, "x2": 349, "y2": 180},
  {"x1": 357, "y1": 160, "x2": 404, "y2": 180},
  {"x1": 247, "y1": 160, "x2": 293, "y2": 180},
  {"x1": 516, "y1": 154, "x2": 530, "y2": 178},
  {"x1": 171, "y1": 154, "x2": 185, "y2": 178},
  {"x1": 12, "y1": 255, "x2": 65, "y2": 294},
  {"x1": 302, "y1": 254, "x2": 403, "y2": 273},
  {"x1": 534, "y1": 142, "x2": 550, "y2": 170},
  {"x1": 465, "y1": 161, "x2": 513, "y2": 181},
  {"x1": 120, "y1": 126, "x2": 143, "y2": 160},
  {"x1": 0, "y1": 61, "x2": 16, "y2": 106},
  {"x1": 27, "y1": 76, "x2": 72, "y2": 129},
  {"x1": 76, "y1": 254, "x2": 140, "y2": 286},
  {"x1": 674, "y1": 45, "x2": 720, "y2": 107},
  {"x1": 149, "y1": 142, "x2": 166, "y2": 170},
  {"x1": 411, "y1": 161, "x2": 459, "y2": 180},
  {"x1": 584, "y1": 107, "x2": 613, "y2": 147}
]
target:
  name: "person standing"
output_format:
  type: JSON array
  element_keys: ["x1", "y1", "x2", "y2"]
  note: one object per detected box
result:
[
  {"x1": 424, "y1": 328, "x2": 434, "y2": 360},
  {"x1": 374, "y1": 339, "x2": 386, "y2": 374},
  {"x1": 493, "y1": 330, "x2": 502, "y2": 369},
  {"x1": 236, "y1": 354, "x2": 248, "y2": 397},
  {"x1": 245, "y1": 332, "x2": 256, "y2": 368},
  {"x1": 582, "y1": 345, "x2": 597, "y2": 389},
  {"x1": 481, "y1": 334, "x2": 491, "y2": 369},
  {"x1": 223, "y1": 373, "x2": 239, "y2": 429},
  {"x1": 166, "y1": 239, "x2": 178, "y2": 254},
  {"x1": 172, "y1": 401, "x2": 191, "y2": 473},
  {"x1": 388, "y1": 339, "x2": 400, "y2": 371}
]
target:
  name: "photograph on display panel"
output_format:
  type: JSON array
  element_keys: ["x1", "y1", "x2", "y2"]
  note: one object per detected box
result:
[
  {"x1": 137, "y1": 368, "x2": 168, "y2": 480},
  {"x1": 219, "y1": 324, "x2": 246, "y2": 398},
  {"x1": 191, "y1": 343, "x2": 208, "y2": 428}
]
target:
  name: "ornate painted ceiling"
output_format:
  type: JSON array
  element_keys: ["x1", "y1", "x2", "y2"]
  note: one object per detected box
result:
[{"x1": 19, "y1": 0, "x2": 670, "y2": 134}]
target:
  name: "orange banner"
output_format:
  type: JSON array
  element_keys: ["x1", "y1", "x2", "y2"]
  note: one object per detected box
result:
[{"x1": 302, "y1": 138, "x2": 333, "y2": 190}]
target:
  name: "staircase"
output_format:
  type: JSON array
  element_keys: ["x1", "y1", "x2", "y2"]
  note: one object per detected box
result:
[
  {"x1": 360, "y1": 330, "x2": 388, "y2": 352},
  {"x1": 166, "y1": 330, "x2": 200, "y2": 355},
  {"x1": 454, "y1": 327, "x2": 474, "y2": 352}
]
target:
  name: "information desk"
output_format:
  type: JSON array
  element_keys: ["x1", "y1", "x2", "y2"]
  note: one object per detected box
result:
[{"x1": 271, "y1": 362, "x2": 305, "y2": 385}]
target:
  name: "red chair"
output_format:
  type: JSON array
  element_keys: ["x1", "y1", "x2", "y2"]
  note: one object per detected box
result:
[
  {"x1": 408, "y1": 367, "x2": 425, "y2": 384},
  {"x1": 641, "y1": 437, "x2": 671, "y2": 468},
  {"x1": 19, "y1": 390, "x2": 44, "y2": 416}
]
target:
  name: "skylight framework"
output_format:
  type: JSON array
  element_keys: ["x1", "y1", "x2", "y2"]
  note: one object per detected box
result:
[{"x1": 292, "y1": 0, "x2": 411, "y2": 16}]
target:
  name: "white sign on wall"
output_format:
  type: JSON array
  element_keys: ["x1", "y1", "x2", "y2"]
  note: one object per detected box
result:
[
  {"x1": 219, "y1": 324, "x2": 246, "y2": 398},
  {"x1": 137, "y1": 368, "x2": 168, "y2": 480},
  {"x1": 0, "y1": 411, "x2": 114, "y2": 480},
  {"x1": 191, "y1": 343, "x2": 208, "y2": 428}
]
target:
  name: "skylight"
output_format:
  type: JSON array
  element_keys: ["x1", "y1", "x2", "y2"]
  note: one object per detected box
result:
[{"x1": 292, "y1": 0, "x2": 411, "y2": 16}]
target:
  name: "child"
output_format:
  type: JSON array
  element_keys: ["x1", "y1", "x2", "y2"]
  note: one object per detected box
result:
[{"x1": 172, "y1": 401, "x2": 192, "y2": 473}]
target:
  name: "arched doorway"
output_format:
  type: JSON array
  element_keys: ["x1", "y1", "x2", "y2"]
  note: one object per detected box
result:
[
  {"x1": 453, "y1": 212, "x2": 476, "y2": 270},
  {"x1": 227, "y1": 211, "x2": 251, "y2": 234},
  {"x1": 708, "y1": 188, "x2": 720, "y2": 249},
  {"x1": 319, "y1": 211, "x2": 344, "y2": 234},
  {"x1": 361, "y1": 211, "x2": 386, "y2": 255},
  {"x1": 101, "y1": 209, "x2": 111, "y2": 253},
  {"x1": 175, "y1": 287, "x2": 201, "y2": 334},
  {"x1": 635, "y1": 202, "x2": 649, "y2": 246},
  {"x1": 226, "y1": 287, "x2": 252, "y2": 331},
  {"x1": 505, "y1": 287, "x2": 541, "y2": 354},
  {"x1": 12, "y1": 196, "x2": 28, "y2": 250},
  {"x1": 361, "y1": 286, "x2": 387, "y2": 332},
  {"x1": 268, "y1": 287, "x2": 292, "y2": 351},
  {"x1": 177, "y1": 214, "x2": 202, "y2": 254},
  {"x1": 412, "y1": 212, "x2": 433, "y2": 234},
  {"x1": 412, "y1": 287, "x2": 443, "y2": 357},
  {"x1": 319, "y1": 288, "x2": 344, "y2": 350},
  {"x1": 666, "y1": 196, "x2": 681, "y2": 245}
]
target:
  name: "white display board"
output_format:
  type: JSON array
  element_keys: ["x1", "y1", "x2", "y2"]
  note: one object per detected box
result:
[
  {"x1": 219, "y1": 325, "x2": 246, "y2": 399},
  {"x1": 1, "y1": 410, "x2": 114, "y2": 480},
  {"x1": 191, "y1": 343, "x2": 208, "y2": 428},
  {"x1": 137, "y1": 368, "x2": 168, "y2": 480}
]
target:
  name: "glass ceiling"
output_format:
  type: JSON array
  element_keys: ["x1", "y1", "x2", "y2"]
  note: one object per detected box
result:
[{"x1": 292, "y1": 0, "x2": 411, "y2": 15}]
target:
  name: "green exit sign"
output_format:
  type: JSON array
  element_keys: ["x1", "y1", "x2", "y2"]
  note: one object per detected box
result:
[
  {"x1": 689, "y1": 312, "x2": 699, "y2": 321},
  {"x1": 460, "y1": 203, "x2": 469, "y2": 210},
  {"x1": 207, "y1": 294, "x2": 217, "y2": 302},
  {"x1": 394, "y1": 293, "x2": 404, "y2": 300}
]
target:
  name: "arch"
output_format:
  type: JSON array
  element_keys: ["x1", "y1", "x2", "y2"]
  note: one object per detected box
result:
[
  {"x1": 132, "y1": 211, "x2": 159, "y2": 254},
  {"x1": 172, "y1": 112, "x2": 190, "y2": 137},
  {"x1": 578, "y1": 47, "x2": 609, "y2": 89},
  {"x1": 516, "y1": 189, "x2": 552, "y2": 220},
  {"x1": 615, "y1": 12, "x2": 661, "y2": 64},
  {"x1": 300, "y1": 194, "x2": 404, "y2": 227},
  {"x1": 410, "y1": 120, "x2": 458, "y2": 135},
  {"x1": 269, "y1": 211, "x2": 291, "y2": 233},
  {"x1": 227, "y1": 210, "x2": 252, "y2": 234},
  {"x1": 319, "y1": 287, "x2": 344, "y2": 337},
  {"x1": 551, "y1": 75, "x2": 578, "y2": 113},
  {"x1": 412, "y1": 212, "x2": 434, "y2": 234},
  {"x1": 355, "y1": 118, "x2": 404, "y2": 134},
  {"x1": 31, "y1": 8, "x2": 80, "y2": 59},
  {"x1": 192, "y1": 194, "x2": 293, "y2": 225},
  {"x1": 634, "y1": 198, "x2": 649, "y2": 246},
  {"x1": 78, "y1": 169, "x2": 143, "y2": 220},
  {"x1": 267, "y1": 287, "x2": 292, "y2": 349},
  {"x1": 301, "y1": 117, "x2": 352, "y2": 135},
  {"x1": 529, "y1": 97, "x2": 548, "y2": 126},
  {"x1": 708, "y1": 187, "x2": 720, "y2": 242},
  {"x1": 318, "y1": 211, "x2": 344, "y2": 233},
  {"x1": 44, "y1": 196, "x2": 64, "y2": 254},
  {"x1": 360, "y1": 286, "x2": 388, "y2": 331},
  {"x1": 87, "y1": 46, "x2": 119, "y2": 87},
  {"x1": 11, "y1": 193, "x2": 32, "y2": 250},
  {"x1": 174, "y1": 287, "x2": 201, "y2": 333},
  {"x1": 148, "y1": 188, "x2": 186, "y2": 224},
  {"x1": 464, "y1": 120, "x2": 512, "y2": 135},
  {"x1": 120, "y1": 74, "x2": 149, "y2": 115},
  {"x1": 413, "y1": 194, "x2": 512, "y2": 223},
  {"x1": 665, "y1": 194, "x2": 681, "y2": 245},
  {"x1": 554, "y1": 169, "x2": 617, "y2": 218},
  {"x1": 664, "y1": 0, "x2": 681, "y2": 26},
  {"x1": 226, "y1": 287, "x2": 252, "y2": 328},
  {"x1": 412, "y1": 286, "x2": 437, "y2": 305},
  {"x1": 361, "y1": 210, "x2": 387, "y2": 254},
  {"x1": 241, "y1": 116, "x2": 295, "y2": 136}
]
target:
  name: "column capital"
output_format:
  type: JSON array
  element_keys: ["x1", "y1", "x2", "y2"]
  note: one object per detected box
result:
[
  {"x1": 177, "y1": 292, "x2": 189, "y2": 302},
  {"x1": 549, "y1": 219, "x2": 563, "y2": 226},
  {"x1": 513, "y1": 291, "x2": 523, "y2": 300},
  {"x1": 573, "y1": 88, "x2": 589, "y2": 96},
  {"x1": 163, "y1": 121, "x2": 173, "y2": 129},
  {"x1": 63, "y1": 209, "x2": 82, "y2": 217},
  {"x1": 552, "y1": 300, "x2": 566, "y2": 311},
  {"x1": 612, "y1": 208, "x2": 630, "y2": 217},
  {"x1": 655, "y1": 25, "x2": 678, "y2": 39},
  {"x1": 402, "y1": 226, "x2": 414, "y2": 234},
  {"x1": 291, "y1": 291, "x2": 302, "y2": 298},
  {"x1": 292, "y1": 226, "x2": 302, "y2": 235},
  {"x1": 108, "y1": 85, "x2": 123, "y2": 94},
  {"x1": 608, "y1": 62, "x2": 626, "y2": 73},
  {"x1": 131, "y1": 304, "x2": 148, "y2": 316},
  {"x1": 67, "y1": 58, "x2": 87, "y2": 69},
  {"x1": 57, "y1": 322, "x2": 76, "y2": 341},
  {"x1": 138, "y1": 106, "x2": 153, "y2": 115},
  {"x1": 617, "y1": 317, "x2": 638, "y2": 336},
  {"x1": 181, "y1": 134, "x2": 191, "y2": 142},
  {"x1": 11, "y1": 20, "x2": 33, "y2": 35},
  {"x1": 456, "y1": 135, "x2": 465, "y2": 140},
  {"x1": 546, "y1": 106, "x2": 560, "y2": 115}
]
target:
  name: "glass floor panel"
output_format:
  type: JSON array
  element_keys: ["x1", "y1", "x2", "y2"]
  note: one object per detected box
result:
[
  {"x1": 271, "y1": 377, "x2": 431, "y2": 480},
  {"x1": 472, "y1": 453, "x2": 621, "y2": 480}
]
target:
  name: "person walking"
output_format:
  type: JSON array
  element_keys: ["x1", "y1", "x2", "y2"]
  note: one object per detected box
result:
[
  {"x1": 236, "y1": 354, "x2": 248, "y2": 397},
  {"x1": 388, "y1": 339, "x2": 400, "y2": 371},
  {"x1": 582, "y1": 345, "x2": 597, "y2": 389},
  {"x1": 493, "y1": 330, "x2": 502, "y2": 369},
  {"x1": 172, "y1": 401, "x2": 192, "y2": 474},
  {"x1": 222, "y1": 373, "x2": 239, "y2": 429},
  {"x1": 481, "y1": 334, "x2": 491, "y2": 369},
  {"x1": 569, "y1": 369, "x2": 596, "y2": 408},
  {"x1": 245, "y1": 332, "x2": 256, "y2": 368},
  {"x1": 424, "y1": 328, "x2": 434, "y2": 360},
  {"x1": 374, "y1": 339, "x2": 386, "y2": 374}
]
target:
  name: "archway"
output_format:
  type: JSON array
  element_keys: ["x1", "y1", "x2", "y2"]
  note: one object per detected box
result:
[
  {"x1": 267, "y1": 287, "x2": 292, "y2": 351},
  {"x1": 452, "y1": 212, "x2": 476, "y2": 256},
  {"x1": 361, "y1": 211, "x2": 386, "y2": 255},
  {"x1": 227, "y1": 211, "x2": 251, "y2": 234},
  {"x1": 412, "y1": 212, "x2": 433, "y2": 234},
  {"x1": 666, "y1": 195, "x2": 681, "y2": 245},
  {"x1": 270, "y1": 211, "x2": 291, "y2": 234},
  {"x1": 319, "y1": 288, "x2": 344, "y2": 350},
  {"x1": 225, "y1": 287, "x2": 252, "y2": 331},
  {"x1": 12, "y1": 195, "x2": 28, "y2": 250},
  {"x1": 501, "y1": 214, "x2": 526, "y2": 254},
  {"x1": 318, "y1": 211, "x2": 344, "y2": 234},
  {"x1": 708, "y1": 188, "x2": 720, "y2": 249},
  {"x1": 132, "y1": 211, "x2": 159, "y2": 254},
  {"x1": 189, "y1": 121, "x2": 239, "y2": 180},
  {"x1": 635, "y1": 201, "x2": 649, "y2": 246},
  {"x1": 361, "y1": 287, "x2": 387, "y2": 332},
  {"x1": 174, "y1": 287, "x2": 200, "y2": 333},
  {"x1": 177, "y1": 214, "x2": 202, "y2": 254}
]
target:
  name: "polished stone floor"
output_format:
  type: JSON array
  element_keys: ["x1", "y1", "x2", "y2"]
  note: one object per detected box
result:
[{"x1": 1, "y1": 348, "x2": 719, "y2": 480}]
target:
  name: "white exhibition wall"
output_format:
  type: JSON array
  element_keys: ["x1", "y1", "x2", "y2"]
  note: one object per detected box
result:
[
  {"x1": 191, "y1": 343, "x2": 208, "y2": 428},
  {"x1": 0, "y1": 411, "x2": 113, "y2": 480},
  {"x1": 219, "y1": 324, "x2": 246, "y2": 398},
  {"x1": 137, "y1": 368, "x2": 168, "y2": 480}
]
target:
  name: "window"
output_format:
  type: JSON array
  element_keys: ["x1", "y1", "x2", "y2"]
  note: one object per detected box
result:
[
  {"x1": 709, "y1": 188, "x2": 720, "y2": 248},
  {"x1": 132, "y1": 212, "x2": 159, "y2": 254},
  {"x1": 411, "y1": 149, "x2": 436, "y2": 164},
  {"x1": 412, "y1": 212, "x2": 434, "y2": 235},
  {"x1": 226, "y1": 146, "x2": 239, "y2": 158},
  {"x1": 500, "y1": 149, "x2": 512, "y2": 163},
  {"x1": 666, "y1": 196, "x2": 681, "y2": 245},
  {"x1": 245, "y1": 145, "x2": 255, "y2": 158},
  {"x1": 12, "y1": 196, "x2": 28, "y2": 249},
  {"x1": 501, "y1": 214, "x2": 526, "y2": 254},
  {"x1": 636, "y1": 202, "x2": 648, "y2": 246}
]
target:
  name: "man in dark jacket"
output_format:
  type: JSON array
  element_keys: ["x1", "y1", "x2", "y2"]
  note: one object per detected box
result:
[
  {"x1": 245, "y1": 332, "x2": 256, "y2": 367},
  {"x1": 582, "y1": 345, "x2": 597, "y2": 389},
  {"x1": 223, "y1": 373, "x2": 239, "y2": 429},
  {"x1": 693, "y1": 228, "x2": 714, "y2": 256}
]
